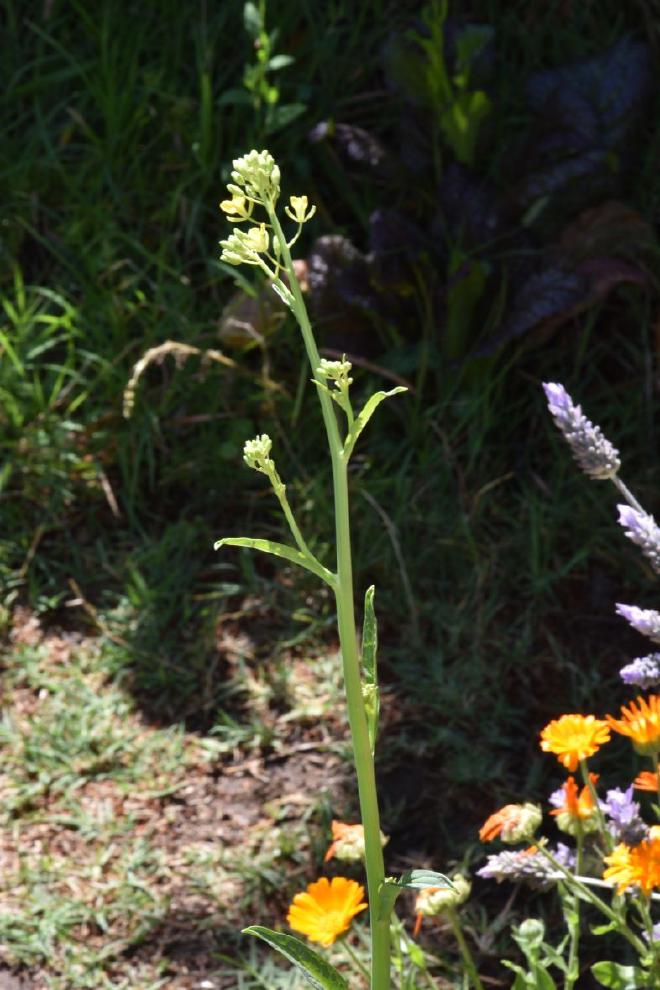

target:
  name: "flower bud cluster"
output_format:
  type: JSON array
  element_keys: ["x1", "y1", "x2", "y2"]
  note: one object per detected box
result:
[
  {"x1": 220, "y1": 224, "x2": 270, "y2": 267},
  {"x1": 243, "y1": 434, "x2": 275, "y2": 474},
  {"x1": 229, "y1": 149, "x2": 281, "y2": 203},
  {"x1": 543, "y1": 382, "x2": 620, "y2": 480}
]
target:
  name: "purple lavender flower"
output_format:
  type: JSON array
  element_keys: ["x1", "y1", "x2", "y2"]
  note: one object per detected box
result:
[
  {"x1": 615, "y1": 604, "x2": 660, "y2": 645},
  {"x1": 620, "y1": 654, "x2": 660, "y2": 690},
  {"x1": 477, "y1": 844, "x2": 575, "y2": 889},
  {"x1": 548, "y1": 785, "x2": 565, "y2": 810},
  {"x1": 646, "y1": 922, "x2": 660, "y2": 944},
  {"x1": 617, "y1": 504, "x2": 660, "y2": 574},
  {"x1": 601, "y1": 787, "x2": 649, "y2": 846},
  {"x1": 543, "y1": 382, "x2": 620, "y2": 480}
]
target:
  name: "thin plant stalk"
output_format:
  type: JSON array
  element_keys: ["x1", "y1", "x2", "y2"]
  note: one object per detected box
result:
[
  {"x1": 267, "y1": 205, "x2": 391, "y2": 990},
  {"x1": 564, "y1": 824, "x2": 583, "y2": 990},
  {"x1": 444, "y1": 909, "x2": 485, "y2": 990}
]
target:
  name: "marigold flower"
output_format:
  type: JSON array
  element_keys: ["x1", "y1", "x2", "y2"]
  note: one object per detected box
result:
[
  {"x1": 633, "y1": 771, "x2": 659, "y2": 792},
  {"x1": 606, "y1": 695, "x2": 660, "y2": 755},
  {"x1": 479, "y1": 803, "x2": 542, "y2": 844},
  {"x1": 603, "y1": 827, "x2": 660, "y2": 895},
  {"x1": 413, "y1": 874, "x2": 470, "y2": 936},
  {"x1": 287, "y1": 877, "x2": 367, "y2": 946},
  {"x1": 549, "y1": 774, "x2": 599, "y2": 835},
  {"x1": 540, "y1": 714, "x2": 610, "y2": 771}
]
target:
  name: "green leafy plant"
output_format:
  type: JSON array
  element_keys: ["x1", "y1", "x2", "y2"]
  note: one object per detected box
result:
[{"x1": 216, "y1": 149, "x2": 464, "y2": 990}]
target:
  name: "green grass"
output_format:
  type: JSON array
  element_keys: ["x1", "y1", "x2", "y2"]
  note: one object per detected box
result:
[{"x1": 3, "y1": 0, "x2": 660, "y2": 984}]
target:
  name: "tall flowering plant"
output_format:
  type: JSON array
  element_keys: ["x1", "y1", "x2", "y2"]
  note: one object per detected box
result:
[
  {"x1": 476, "y1": 384, "x2": 660, "y2": 989},
  {"x1": 215, "y1": 151, "x2": 452, "y2": 990}
]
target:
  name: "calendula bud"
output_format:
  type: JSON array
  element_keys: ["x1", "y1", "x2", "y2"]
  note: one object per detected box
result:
[
  {"x1": 324, "y1": 821, "x2": 388, "y2": 863},
  {"x1": 480, "y1": 803, "x2": 542, "y2": 844},
  {"x1": 413, "y1": 874, "x2": 470, "y2": 934}
]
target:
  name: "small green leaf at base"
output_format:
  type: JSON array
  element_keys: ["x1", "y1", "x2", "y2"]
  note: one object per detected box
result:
[
  {"x1": 243, "y1": 926, "x2": 348, "y2": 990},
  {"x1": 591, "y1": 962, "x2": 652, "y2": 989}
]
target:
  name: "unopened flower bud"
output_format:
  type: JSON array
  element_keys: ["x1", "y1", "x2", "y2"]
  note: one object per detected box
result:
[
  {"x1": 480, "y1": 803, "x2": 542, "y2": 844},
  {"x1": 243, "y1": 434, "x2": 274, "y2": 473},
  {"x1": 230, "y1": 149, "x2": 281, "y2": 203},
  {"x1": 324, "y1": 821, "x2": 387, "y2": 863},
  {"x1": 543, "y1": 382, "x2": 620, "y2": 480},
  {"x1": 414, "y1": 874, "x2": 470, "y2": 928}
]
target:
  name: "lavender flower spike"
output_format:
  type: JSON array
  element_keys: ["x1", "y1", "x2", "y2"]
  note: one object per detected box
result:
[
  {"x1": 616, "y1": 604, "x2": 660, "y2": 645},
  {"x1": 601, "y1": 787, "x2": 648, "y2": 846},
  {"x1": 620, "y1": 654, "x2": 660, "y2": 690},
  {"x1": 617, "y1": 504, "x2": 660, "y2": 574},
  {"x1": 543, "y1": 382, "x2": 620, "y2": 480}
]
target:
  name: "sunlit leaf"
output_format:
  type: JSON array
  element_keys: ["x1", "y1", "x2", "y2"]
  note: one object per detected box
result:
[
  {"x1": 214, "y1": 537, "x2": 335, "y2": 587},
  {"x1": 343, "y1": 387, "x2": 407, "y2": 461},
  {"x1": 243, "y1": 926, "x2": 348, "y2": 990}
]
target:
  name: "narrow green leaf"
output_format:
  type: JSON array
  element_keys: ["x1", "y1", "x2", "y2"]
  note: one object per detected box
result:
[
  {"x1": 343, "y1": 387, "x2": 407, "y2": 460},
  {"x1": 214, "y1": 537, "x2": 335, "y2": 587},
  {"x1": 591, "y1": 962, "x2": 651, "y2": 989},
  {"x1": 361, "y1": 585, "x2": 379, "y2": 754},
  {"x1": 243, "y1": 926, "x2": 348, "y2": 990}
]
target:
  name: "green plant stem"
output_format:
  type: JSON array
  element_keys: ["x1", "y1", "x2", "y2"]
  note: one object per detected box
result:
[
  {"x1": 611, "y1": 475, "x2": 644, "y2": 514},
  {"x1": 579, "y1": 759, "x2": 613, "y2": 852},
  {"x1": 565, "y1": 825, "x2": 583, "y2": 990},
  {"x1": 445, "y1": 908, "x2": 484, "y2": 990},
  {"x1": 269, "y1": 205, "x2": 390, "y2": 990},
  {"x1": 537, "y1": 845, "x2": 647, "y2": 955},
  {"x1": 341, "y1": 935, "x2": 370, "y2": 983}
]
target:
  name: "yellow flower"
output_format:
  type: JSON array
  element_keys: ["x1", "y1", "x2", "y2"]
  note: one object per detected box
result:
[
  {"x1": 606, "y1": 695, "x2": 660, "y2": 756},
  {"x1": 219, "y1": 193, "x2": 251, "y2": 220},
  {"x1": 603, "y1": 827, "x2": 660, "y2": 895},
  {"x1": 540, "y1": 714, "x2": 610, "y2": 771},
  {"x1": 285, "y1": 194, "x2": 316, "y2": 224},
  {"x1": 287, "y1": 877, "x2": 368, "y2": 946},
  {"x1": 479, "y1": 803, "x2": 542, "y2": 844}
]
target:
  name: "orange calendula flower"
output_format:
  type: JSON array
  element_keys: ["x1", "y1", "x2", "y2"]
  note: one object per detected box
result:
[
  {"x1": 479, "y1": 803, "x2": 542, "y2": 844},
  {"x1": 603, "y1": 827, "x2": 660, "y2": 895},
  {"x1": 550, "y1": 774, "x2": 599, "y2": 835},
  {"x1": 606, "y1": 695, "x2": 660, "y2": 756},
  {"x1": 633, "y1": 770, "x2": 659, "y2": 792},
  {"x1": 540, "y1": 714, "x2": 610, "y2": 771},
  {"x1": 287, "y1": 877, "x2": 367, "y2": 946}
]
